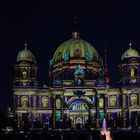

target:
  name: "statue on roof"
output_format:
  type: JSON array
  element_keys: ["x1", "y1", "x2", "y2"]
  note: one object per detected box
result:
[{"x1": 74, "y1": 65, "x2": 85, "y2": 75}]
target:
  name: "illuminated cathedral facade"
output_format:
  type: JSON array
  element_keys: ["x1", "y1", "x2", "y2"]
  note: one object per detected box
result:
[{"x1": 13, "y1": 32, "x2": 140, "y2": 129}]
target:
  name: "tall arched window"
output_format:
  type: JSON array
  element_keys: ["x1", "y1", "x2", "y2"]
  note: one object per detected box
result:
[
  {"x1": 21, "y1": 96, "x2": 28, "y2": 107},
  {"x1": 41, "y1": 97, "x2": 48, "y2": 108},
  {"x1": 56, "y1": 99, "x2": 61, "y2": 109},
  {"x1": 130, "y1": 68, "x2": 135, "y2": 77},
  {"x1": 130, "y1": 94, "x2": 137, "y2": 106},
  {"x1": 22, "y1": 70, "x2": 28, "y2": 79},
  {"x1": 109, "y1": 96, "x2": 117, "y2": 107},
  {"x1": 99, "y1": 98, "x2": 104, "y2": 108}
]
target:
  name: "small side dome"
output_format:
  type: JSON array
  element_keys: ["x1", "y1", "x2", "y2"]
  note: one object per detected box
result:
[
  {"x1": 121, "y1": 43, "x2": 139, "y2": 60},
  {"x1": 17, "y1": 47, "x2": 36, "y2": 63}
]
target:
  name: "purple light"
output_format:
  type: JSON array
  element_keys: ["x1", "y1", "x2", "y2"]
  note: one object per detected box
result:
[{"x1": 103, "y1": 118, "x2": 106, "y2": 131}]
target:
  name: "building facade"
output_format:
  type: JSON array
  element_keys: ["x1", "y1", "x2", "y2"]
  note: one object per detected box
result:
[{"x1": 13, "y1": 32, "x2": 140, "y2": 129}]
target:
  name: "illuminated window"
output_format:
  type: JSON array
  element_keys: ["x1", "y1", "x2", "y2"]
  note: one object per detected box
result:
[
  {"x1": 21, "y1": 96, "x2": 28, "y2": 107},
  {"x1": 130, "y1": 95, "x2": 137, "y2": 106},
  {"x1": 82, "y1": 103, "x2": 87, "y2": 110},
  {"x1": 110, "y1": 96, "x2": 116, "y2": 107},
  {"x1": 100, "y1": 112, "x2": 105, "y2": 120},
  {"x1": 41, "y1": 97, "x2": 48, "y2": 108},
  {"x1": 56, "y1": 99, "x2": 61, "y2": 109},
  {"x1": 130, "y1": 68, "x2": 135, "y2": 77},
  {"x1": 22, "y1": 70, "x2": 28, "y2": 79},
  {"x1": 55, "y1": 111, "x2": 61, "y2": 121},
  {"x1": 99, "y1": 98, "x2": 104, "y2": 107},
  {"x1": 72, "y1": 104, "x2": 76, "y2": 110}
]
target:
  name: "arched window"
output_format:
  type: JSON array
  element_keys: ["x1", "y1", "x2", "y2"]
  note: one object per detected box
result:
[
  {"x1": 72, "y1": 104, "x2": 76, "y2": 110},
  {"x1": 21, "y1": 96, "x2": 28, "y2": 107},
  {"x1": 56, "y1": 99, "x2": 61, "y2": 109},
  {"x1": 130, "y1": 68, "x2": 135, "y2": 77},
  {"x1": 130, "y1": 94, "x2": 137, "y2": 106},
  {"x1": 109, "y1": 96, "x2": 117, "y2": 107},
  {"x1": 55, "y1": 111, "x2": 61, "y2": 121},
  {"x1": 41, "y1": 97, "x2": 48, "y2": 108},
  {"x1": 22, "y1": 70, "x2": 28, "y2": 79},
  {"x1": 99, "y1": 98, "x2": 104, "y2": 108},
  {"x1": 82, "y1": 103, "x2": 87, "y2": 110}
]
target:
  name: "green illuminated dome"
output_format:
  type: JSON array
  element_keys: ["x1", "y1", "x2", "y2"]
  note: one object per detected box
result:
[
  {"x1": 121, "y1": 45, "x2": 139, "y2": 60},
  {"x1": 52, "y1": 32, "x2": 101, "y2": 64},
  {"x1": 17, "y1": 47, "x2": 36, "y2": 63}
]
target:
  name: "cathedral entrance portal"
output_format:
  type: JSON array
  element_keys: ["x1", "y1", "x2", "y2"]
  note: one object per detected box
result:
[{"x1": 69, "y1": 99, "x2": 90, "y2": 129}]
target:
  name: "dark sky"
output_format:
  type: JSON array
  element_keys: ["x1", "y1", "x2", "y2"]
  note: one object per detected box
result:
[{"x1": 0, "y1": 1, "x2": 140, "y2": 111}]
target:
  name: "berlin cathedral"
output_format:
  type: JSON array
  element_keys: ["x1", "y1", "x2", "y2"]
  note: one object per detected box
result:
[{"x1": 13, "y1": 31, "x2": 140, "y2": 129}]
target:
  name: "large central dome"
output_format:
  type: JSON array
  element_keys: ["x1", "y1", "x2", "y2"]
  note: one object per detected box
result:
[
  {"x1": 49, "y1": 32, "x2": 103, "y2": 87},
  {"x1": 52, "y1": 32, "x2": 101, "y2": 64}
]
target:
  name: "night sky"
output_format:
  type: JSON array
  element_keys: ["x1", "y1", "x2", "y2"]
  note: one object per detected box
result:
[{"x1": 0, "y1": 1, "x2": 140, "y2": 111}]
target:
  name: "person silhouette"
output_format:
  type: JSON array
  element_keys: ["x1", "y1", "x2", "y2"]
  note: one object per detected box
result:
[
  {"x1": 101, "y1": 129, "x2": 112, "y2": 140},
  {"x1": 100, "y1": 118, "x2": 112, "y2": 140}
]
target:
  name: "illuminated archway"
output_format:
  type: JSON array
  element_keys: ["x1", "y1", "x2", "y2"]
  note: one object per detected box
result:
[{"x1": 69, "y1": 100, "x2": 88, "y2": 111}]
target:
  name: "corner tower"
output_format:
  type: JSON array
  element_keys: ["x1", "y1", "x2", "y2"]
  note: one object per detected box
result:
[
  {"x1": 13, "y1": 45, "x2": 38, "y2": 128},
  {"x1": 14, "y1": 45, "x2": 38, "y2": 87},
  {"x1": 119, "y1": 43, "x2": 140, "y2": 85}
]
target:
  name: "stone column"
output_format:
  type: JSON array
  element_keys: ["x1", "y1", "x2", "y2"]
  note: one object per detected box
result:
[
  {"x1": 105, "y1": 94, "x2": 108, "y2": 118},
  {"x1": 128, "y1": 94, "x2": 130, "y2": 106},
  {"x1": 92, "y1": 111, "x2": 96, "y2": 128},
  {"x1": 39, "y1": 96, "x2": 41, "y2": 108},
  {"x1": 17, "y1": 113, "x2": 20, "y2": 128},
  {"x1": 119, "y1": 111, "x2": 123, "y2": 127},
  {"x1": 60, "y1": 94, "x2": 63, "y2": 120},
  {"x1": 122, "y1": 93, "x2": 126, "y2": 128},
  {"x1": 52, "y1": 94, "x2": 56, "y2": 128},
  {"x1": 18, "y1": 113, "x2": 23, "y2": 128},
  {"x1": 13, "y1": 96, "x2": 16, "y2": 108},
  {"x1": 18, "y1": 95, "x2": 20, "y2": 107},
  {"x1": 34, "y1": 112, "x2": 37, "y2": 119},
  {"x1": 73, "y1": 116, "x2": 76, "y2": 128},
  {"x1": 33, "y1": 96, "x2": 36, "y2": 109},
  {"x1": 117, "y1": 112, "x2": 119, "y2": 127},
  {"x1": 107, "y1": 112, "x2": 110, "y2": 127},
  {"x1": 29, "y1": 96, "x2": 31, "y2": 107},
  {"x1": 129, "y1": 111, "x2": 131, "y2": 127},
  {"x1": 122, "y1": 94, "x2": 126, "y2": 107},
  {"x1": 138, "y1": 112, "x2": 140, "y2": 127},
  {"x1": 96, "y1": 95, "x2": 100, "y2": 128},
  {"x1": 82, "y1": 115, "x2": 84, "y2": 128},
  {"x1": 90, "y1": 110, "x2": 94, "y2": 127},
  {"x1": 139, "y1": 94, "x2": 140, "y2": 106},
  {"x1": 39, "y1": 113, "x2": 42, "y2": 122}
]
